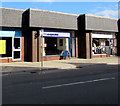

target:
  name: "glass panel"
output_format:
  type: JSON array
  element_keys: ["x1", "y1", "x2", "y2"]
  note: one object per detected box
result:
[
  {"x1": 92, "y1": 38, "x2": 117, "y2": 55},
  {"x1": 59, "y1": 39, "x2": 63, "y2": 46},
  {"x1": 14, "y1": 38, "x2": 20, "y2": 49},
  {"x1": 14, "y1": 51, "x2": 20, "y2": 59}
]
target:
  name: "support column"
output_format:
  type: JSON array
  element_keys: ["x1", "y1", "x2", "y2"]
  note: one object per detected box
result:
[
  {"x1": 65, "y1": 38, "x2": 69, "y2": 51},
  {"x1": 76, "y1": 37, "x2": 79, "y2": 58},
  {"x1": 86, "y1": 33, "x2": 92, "y2": 59},
  {"x1": 37, "y1": 29, "x2": 45, "y2": 62},
  {"x1": 78, "y1": 32, "x2": 92, "y2": 59},
  {"x1": 37, "y1": 35, "x2": 42, "y2": 62},
  {"x1": 32, "y1": 31, "x2": 38, "y2": 62},
  {"x1": 117, "y1": 19, "x2": 120, "y2": 56}
]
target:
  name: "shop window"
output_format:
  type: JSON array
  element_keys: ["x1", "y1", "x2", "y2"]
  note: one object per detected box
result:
[
  {"x1": 13, "y1": 51, "x2": 20, "y2": 59},
  {"x1": 59, "y1": 39, "x2": 63, "y2": 46},
  {"x1": 105, "y1": 40, "x2": 110, "y2": 46},
  {"x1": 0, "y1": 37, "x2": 12, "y2": 58},
  {"x1": 92, "y1": 38, "x2": 117, "y2": 55},
  {"x1": 45, "y1": 37, "x2": 64, "y2": 55},
  {"x1": 14, "y1": 38, "x2": 20, "y2": 49}
]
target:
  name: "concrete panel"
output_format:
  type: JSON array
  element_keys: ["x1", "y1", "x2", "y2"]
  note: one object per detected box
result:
[
  {"x1": 0, "y1": 7, "x2": 24, "y2": 27},
  {"x1": 29, "y1": 8, "x2": 78, "y2": 30},
  {"x1": 85, "y1": 14, "x2": 118, "y2": 32}
]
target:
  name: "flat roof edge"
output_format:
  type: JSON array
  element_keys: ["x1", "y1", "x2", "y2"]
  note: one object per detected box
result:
[
  {"x1": 0, "y1": 7, "x2": 25, "y2": 11},
  {"x1": 85, "y1": 14, "x2": 118, "y2": 20},
  {"x1": 29, "y1": 8, "x2": 79, "y2": 16}
]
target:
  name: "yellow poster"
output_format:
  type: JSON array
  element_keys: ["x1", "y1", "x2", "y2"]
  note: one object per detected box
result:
[{"x1": 0, "y1": 40, "x2": 6, "y2": 54}]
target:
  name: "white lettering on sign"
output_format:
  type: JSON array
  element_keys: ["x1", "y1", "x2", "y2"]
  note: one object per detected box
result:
[{"x1": 43, "y1": 32, "x2": 70, "y2": 38}]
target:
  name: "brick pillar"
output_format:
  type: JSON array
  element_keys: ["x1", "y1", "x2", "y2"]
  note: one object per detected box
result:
[
  {"x1": 86, "y1": 33, "x2": 91, "y2": 59},
  {"x1": 90, "y1": 33, "x2": 92, "y2": 58},
  {"x1": 21, "y1": 37, "x2": 24, "y2": 61},
  {"x1": 37, "y1": 36, "x2": 42, "y2": 62},
  {"x1": 117, "y1": 19, "x2": 120, "y2": 56},
  {"x1": 78, "y1": 32, "x2": 92, "y2": 59},
  {"x1": 32, "y1": 31, "x2": 38, "y2": 62},
  {"x1": 76, "y1": 37, "x2": 79, "y2": 58}
]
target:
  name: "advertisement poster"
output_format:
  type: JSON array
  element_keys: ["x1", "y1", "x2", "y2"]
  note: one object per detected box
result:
[{"x1": 0, "y1": 40, "x2": 6, "y2": 54}]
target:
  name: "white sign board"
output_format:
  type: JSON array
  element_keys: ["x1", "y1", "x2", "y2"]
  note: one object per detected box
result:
[
  {"x1": 92, "y1": 34, "x2": 116, "y2": 39},
  {"x1": 43, "y1": 32, "x2": 70, "y2": 38}
]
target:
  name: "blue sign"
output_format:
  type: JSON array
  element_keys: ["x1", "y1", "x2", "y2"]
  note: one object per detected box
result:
[
  {"x1": 43, "y1": 32, "x2": 70, "y2": 38},
  {"x1": 0, "y1": 30, "x2": 22, "y2": 37}
]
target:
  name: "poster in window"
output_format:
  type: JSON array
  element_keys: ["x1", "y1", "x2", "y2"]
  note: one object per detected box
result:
[{"x1": 0, "y1": 40, "x2": 6, "y2": 54}]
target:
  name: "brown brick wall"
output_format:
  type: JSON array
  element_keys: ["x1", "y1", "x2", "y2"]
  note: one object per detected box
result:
[
  {"x1": 42, "y1": 56, "x2": 61, "y2": 61},
  {"x1": 93, "y1": 54, "x2": 110, "y2": 58},
  {"x1": 21, "y1": 37, "x2": 24, "y2": 62}
]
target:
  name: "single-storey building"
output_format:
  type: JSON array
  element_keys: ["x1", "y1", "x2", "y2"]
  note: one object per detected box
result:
[
  {"x1": 0, "y1": 7, "x2": 25, "y2": 63},
  {"x1": 78, "y1": 14, "x2": 118, "y2": 59},
  {"x1": 0, "y1": 7, "x2": 119, "y2": 63}
]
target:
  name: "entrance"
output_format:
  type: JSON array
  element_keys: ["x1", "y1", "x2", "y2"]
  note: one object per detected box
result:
[
  {"x1": 12, "y1": 37, "x2": 21, "y2": 61},
  {"x1": 42, "y1": 30, "x2": 76, "y2": 58},
  {"x1": 69, "y1": 38, "x2": 76, "y2": 57},
  {"x1": 45, "y1": 37, "x2": 58, "y2": 55}
]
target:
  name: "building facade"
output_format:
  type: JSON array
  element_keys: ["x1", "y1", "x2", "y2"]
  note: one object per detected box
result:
[
  {"x1": 0, "y1": 8, "x2": 25, "y2": 63},
  {"x1": 0, "y1": 7, "x2": 119, "y2": 63},
  {"x1": 78, "y1": 14, "x2": 118, "y2": 59}
]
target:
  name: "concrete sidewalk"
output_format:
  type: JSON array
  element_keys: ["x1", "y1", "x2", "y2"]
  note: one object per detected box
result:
[{"x1": 0, "y1": 56, "x2": 119, "y2": 74}]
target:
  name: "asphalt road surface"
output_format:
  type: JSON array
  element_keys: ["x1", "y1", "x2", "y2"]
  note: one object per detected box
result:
[{"x1": 2, "y1": 63, "x2": 119, "y2": 104}]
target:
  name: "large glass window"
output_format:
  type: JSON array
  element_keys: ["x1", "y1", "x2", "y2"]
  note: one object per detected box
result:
[
  {"x1": 14, "y1": 38, "x2": 20, "y2": 49},
  {"x1": 0, "y1": 37, "x2": 12, "y2": 58},
  {"x1": 45, "y1": 37, "x2": 62, "y2": 55},
  {"x1": 92, "y1": 38, "x2": 117, "y2": 55},
  {"x1": 59, "y1": 39, "x2": 63, "y2": 46}
]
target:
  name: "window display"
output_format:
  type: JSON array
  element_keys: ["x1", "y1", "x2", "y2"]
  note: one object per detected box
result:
[{"x1": 92, "y1": 38, "x2": 117, "y2": 55}]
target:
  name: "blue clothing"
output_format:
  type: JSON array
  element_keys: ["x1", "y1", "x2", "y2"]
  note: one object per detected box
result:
[{"x1": 63, "y1": 50, "x2": 69, "y2": 59}]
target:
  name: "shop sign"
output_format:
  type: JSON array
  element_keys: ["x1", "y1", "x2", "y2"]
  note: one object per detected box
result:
[
  {"x1": 0, "y1": 40, "x2": 6, "y2": 54},
  {"x1": 92, "y1": 34, "x2": 115, "y2": 38},
  {"x1": 0, "y1": 30, "x2": 22, "y2": 37},
  {"x1": 43, "y1": 32, "x2": 70, "y2": 38}
]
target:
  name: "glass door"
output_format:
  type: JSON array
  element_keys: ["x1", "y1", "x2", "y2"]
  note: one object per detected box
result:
[
  {"x1": 12, "y1": 37, "x2": 21, "y2": 61},
  {"x1": 69, "y1": 38, "x2": 76, "y2": 57}
]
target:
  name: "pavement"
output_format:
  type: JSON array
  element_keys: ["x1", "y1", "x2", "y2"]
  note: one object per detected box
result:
[{"x1": 0, "y1": 56, "x2": 119, "y2": 74}]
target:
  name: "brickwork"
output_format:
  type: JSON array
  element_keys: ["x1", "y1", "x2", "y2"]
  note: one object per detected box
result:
[{"x1": 93, "y1": 54, "x2": 110, "y2": 58}]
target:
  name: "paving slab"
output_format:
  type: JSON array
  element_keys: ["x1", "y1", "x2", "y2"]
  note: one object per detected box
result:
[{"x1": 0, "y1": 56, "x2": 119, "y2": 74}]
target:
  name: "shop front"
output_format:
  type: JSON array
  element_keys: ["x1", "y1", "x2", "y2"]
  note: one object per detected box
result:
[
  {"x1": 0, "y1": 30, "x2": 24, "y2": 63},
  {"x1": 41, "y1": 30, "x2": 76, "y2": 61},
  {"x1": 92, "y1": 33, "x2": 117, "y2": 58}
]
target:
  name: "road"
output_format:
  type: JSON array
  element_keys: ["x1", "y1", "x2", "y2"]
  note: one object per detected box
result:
[{"x1": 2, "y1": 63, "x2": 119, "y2": 104}]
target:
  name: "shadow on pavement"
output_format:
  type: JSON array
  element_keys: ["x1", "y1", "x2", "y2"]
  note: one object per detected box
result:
[{"x1": 1, "y1": 62, "x2": 119, "y2": 76}]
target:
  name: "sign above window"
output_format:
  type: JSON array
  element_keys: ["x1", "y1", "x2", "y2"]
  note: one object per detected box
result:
[
  {"x1": 42, "y1": 32, "x2": 70, "y2": 38},
  {"x1": 92, "y1": 33, "x2": 116, "y2": 39},
  {"x1": 0, "y1": 30, "x2": 22, "y2": 37}
]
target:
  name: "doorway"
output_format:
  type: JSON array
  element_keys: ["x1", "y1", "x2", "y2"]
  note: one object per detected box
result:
[
  {"x1": 45, "y1": 37, "x2": 58, "y2": 55},
  {"x1": 12, "y1": 37, "x2": 21, "y2": 61},
  {"x1": 69, "y1": 38, "x2": 76, "y2": 57}
]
